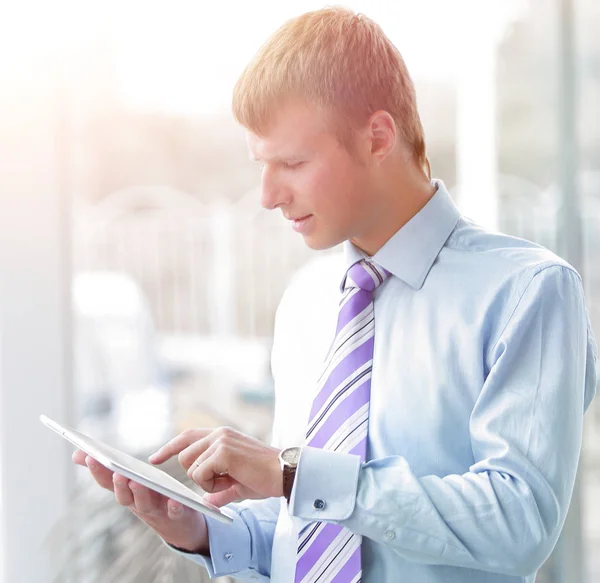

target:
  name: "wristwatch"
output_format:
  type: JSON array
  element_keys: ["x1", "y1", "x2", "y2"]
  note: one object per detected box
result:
[{"x1": 278, "y1": 446, "x2": 301, "y2": 503}]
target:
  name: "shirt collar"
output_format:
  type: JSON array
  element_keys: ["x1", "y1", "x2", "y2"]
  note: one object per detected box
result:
[{"x1": 342, "y1": 179, "x2": 461, "y2": 291}]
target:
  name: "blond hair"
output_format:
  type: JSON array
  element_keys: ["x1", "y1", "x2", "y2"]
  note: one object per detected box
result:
[{"x1": 232, "y1": 6, "x2": 430, "y2": 178}]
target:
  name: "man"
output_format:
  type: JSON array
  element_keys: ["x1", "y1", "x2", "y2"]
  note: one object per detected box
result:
[{"x1": 74, "y1": 7, "x2": 598, "y2": 583}]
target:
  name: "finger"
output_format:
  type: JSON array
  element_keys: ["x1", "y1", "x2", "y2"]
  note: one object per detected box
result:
[
  {"x1": 178, "y1": 437, "x2": 215, "y2": 473},
  {"x1": 192, "y1": 455, "x2": 230, "y2": 493},
  {"x1": 203, "y1": 487, "x2": 241, "y2": 508},
  {"x1": 86, "y1": 457, "x2": 115, "y2": 491},
  {"x1": 186, "y1": 442, "x2": 219, "y2": 479},
  {"x1": 73, "y1": 450, "x2": 87, "y2": 466},
  {"x1": 148, "y1": 429, "x2": 213, "y2": 465},
  {"x1": 201, "y1": 475, "x2": 235, "y2": 494},
  {"x1": 166, "y1": 499, "x2": 187, "y2": 521},
  {"x1": 129, "y1": 481, "x2": 164, "y2": 515},
  {"x1": 113, "y1": 473, "x2": 135, "y2": 506}
]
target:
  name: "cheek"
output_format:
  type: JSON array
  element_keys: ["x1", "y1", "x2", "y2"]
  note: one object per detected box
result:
[
  {"x1": 294, "y1": 168, "x2": 331, "y2": 210},
  {"x1": 307, "y1": 165, "x2": 362, "y2": 212},
  {"x1": 294, "y1": 153, "x2": 369, "y2": 227},
  {"x1": 331, "y1": 171, "x2": 367, "y2": 215}
]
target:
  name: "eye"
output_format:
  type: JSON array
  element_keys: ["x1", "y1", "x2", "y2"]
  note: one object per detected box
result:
[{"x1": 284, "y1": 161, "x2": 305, "y2": 170}]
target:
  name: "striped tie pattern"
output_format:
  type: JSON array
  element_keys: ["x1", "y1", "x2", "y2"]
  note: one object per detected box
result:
[{"x1": 294, "y1": 259, "x2": 390, "y2": 583}]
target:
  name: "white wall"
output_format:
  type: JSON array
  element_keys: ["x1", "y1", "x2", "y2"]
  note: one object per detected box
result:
[{"x1": 0, "y1": 6, "x2": 74, "y2": 581}]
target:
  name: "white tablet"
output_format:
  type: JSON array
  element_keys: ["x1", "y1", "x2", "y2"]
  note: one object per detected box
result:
[{"x1": 40, "y1": 414, "x2": 234, "y2": 524}]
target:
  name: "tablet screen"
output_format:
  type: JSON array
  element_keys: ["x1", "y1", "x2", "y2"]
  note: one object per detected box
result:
[{"x1": 40, "y1": 414, "x2": 234, "y2": 524}]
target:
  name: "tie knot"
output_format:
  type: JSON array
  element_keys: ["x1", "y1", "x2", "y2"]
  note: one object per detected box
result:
[{"x1": 343, "y1": 259, "x2": 390, "y2": 292}]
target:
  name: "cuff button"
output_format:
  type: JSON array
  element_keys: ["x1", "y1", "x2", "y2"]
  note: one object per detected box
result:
[{"x1": 313, "y1": 499, "x2": 326, "y2": 510}]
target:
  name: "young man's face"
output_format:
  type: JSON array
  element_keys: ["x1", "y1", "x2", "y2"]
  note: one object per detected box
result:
[{"x1": 247, "y1": 100, "x2": 377, "y2": 251}]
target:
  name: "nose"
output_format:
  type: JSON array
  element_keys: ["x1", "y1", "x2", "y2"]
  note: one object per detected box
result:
[{"x1": 260, "y1": 166, "x2": 291, "y2": 210}]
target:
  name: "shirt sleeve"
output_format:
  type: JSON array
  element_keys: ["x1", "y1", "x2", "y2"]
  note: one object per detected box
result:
[
  {"x1": 165, "y1": 496, "x2": 280, "y2": 581},
  {"x1": 290, "y1": 264, "x2": 598, "y2": 578}
]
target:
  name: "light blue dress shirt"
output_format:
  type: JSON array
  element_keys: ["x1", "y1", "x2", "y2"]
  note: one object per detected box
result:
[{"x1": 170, "y1": 180, "x2": 598, "y2": 582}]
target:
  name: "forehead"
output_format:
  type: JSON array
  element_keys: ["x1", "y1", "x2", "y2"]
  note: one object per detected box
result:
[{"x1": 246, "y1": 101, "x2": 336, "y2": 160}]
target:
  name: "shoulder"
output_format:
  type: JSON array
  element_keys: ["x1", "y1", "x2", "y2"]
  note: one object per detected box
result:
[
  {"x1": 437, "y1": 217, "x2": 590, "y2": 359},
  {"x1": 444, "y1": 216, "x2": 581, "y2": 293}
]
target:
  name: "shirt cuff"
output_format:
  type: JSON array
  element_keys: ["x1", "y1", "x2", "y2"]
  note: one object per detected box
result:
[
  {"x1": 164, "y1": 511, "x2": 253, "y2": 578},
  {"x1": 289, "y1": 446, "x2": 361, "y2": 522}
]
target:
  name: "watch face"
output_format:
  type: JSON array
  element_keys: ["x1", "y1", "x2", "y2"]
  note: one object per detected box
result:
[{"x1": 282, "y1": 447, "x2": 301, "y2": 466}]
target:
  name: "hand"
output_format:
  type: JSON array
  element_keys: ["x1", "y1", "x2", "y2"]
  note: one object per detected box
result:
[
  {"x1": 72, "y1": 449, "x2": 209, "y2": 554},
  {"x1": 149, "y1": 426, "x2": 283, "y2": 507}
]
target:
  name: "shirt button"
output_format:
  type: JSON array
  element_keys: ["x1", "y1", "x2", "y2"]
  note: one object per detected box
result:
[
  {"x1": 385, "y1": 530, "x2": 396, "y2": 540},
  {"x1": 313, "y1": 499, "x2": 326, "y2": 510},
  {"x1": 224, "y1": 552, "x2": 234, "y2": 560}
]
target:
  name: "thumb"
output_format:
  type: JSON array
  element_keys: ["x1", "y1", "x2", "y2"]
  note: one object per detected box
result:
[{"x1": 203, "y1": 487, "x2": 241, "y2": 508}]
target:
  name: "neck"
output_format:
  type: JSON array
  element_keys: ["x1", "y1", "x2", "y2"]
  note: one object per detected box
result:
[{"x1": 350, "y1": 165, "x2": 436, "y2": 256}]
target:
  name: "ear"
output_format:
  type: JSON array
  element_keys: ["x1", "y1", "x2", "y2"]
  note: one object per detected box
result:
[{"x1": 367, "y1": 110, "x2": 396, "y2": 163}]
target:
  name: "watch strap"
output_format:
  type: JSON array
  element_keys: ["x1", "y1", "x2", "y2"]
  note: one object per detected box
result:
[{"x1": 282, "y1": 463, "x2": 296, "y2": 503}]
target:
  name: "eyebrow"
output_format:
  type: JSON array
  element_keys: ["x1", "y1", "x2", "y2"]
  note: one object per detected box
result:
[
  {"x1": 250, "y1": 150, "x2": 311, "y2": 162},
  {"x1": 250, "y1": 155, "x2": 301, "y2": 164}
]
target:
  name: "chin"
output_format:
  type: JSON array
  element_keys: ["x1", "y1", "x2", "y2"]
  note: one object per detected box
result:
[{"x1": 302, "y1": 233, "x2": 344, "y2": 251}]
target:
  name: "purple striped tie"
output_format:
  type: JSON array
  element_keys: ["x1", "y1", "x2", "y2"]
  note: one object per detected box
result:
[{"x1": 294, "y1": 259, "x2": 390, "y2": 583}]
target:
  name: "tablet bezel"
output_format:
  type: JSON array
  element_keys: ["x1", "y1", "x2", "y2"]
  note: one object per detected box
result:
[{"x1": 40, "y1": 414, "x2": 234, "y2": 524}]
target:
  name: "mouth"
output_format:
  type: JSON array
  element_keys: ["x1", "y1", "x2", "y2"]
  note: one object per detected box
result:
[{"x1": 288, "y1": 214, "x2": 314, "y2": 234}]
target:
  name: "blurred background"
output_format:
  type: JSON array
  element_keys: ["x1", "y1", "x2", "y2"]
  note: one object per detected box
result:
[{"x1": 0, "y1": 0, "x2": 598, "y2": 581}]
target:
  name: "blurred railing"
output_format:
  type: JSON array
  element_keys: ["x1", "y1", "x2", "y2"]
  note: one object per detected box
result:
[
  {"x1": 73, "y1": 185, "x2": 336, "y2": 339},
  {"x1": 72, "y1": 185, "x2": 340, "y2": 444}
]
